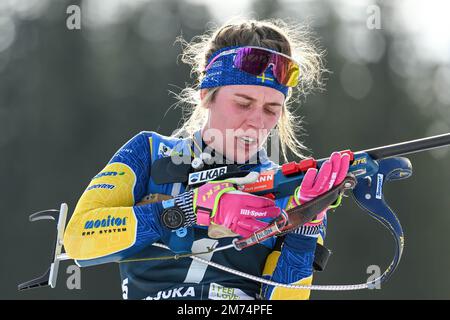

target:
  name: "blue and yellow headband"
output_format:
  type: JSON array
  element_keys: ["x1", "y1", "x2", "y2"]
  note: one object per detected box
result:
[{"x1": 199, "y1": 46, "x2": 290, "y2": 97}]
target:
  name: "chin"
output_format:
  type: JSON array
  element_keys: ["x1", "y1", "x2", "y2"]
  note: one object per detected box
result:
[{"x1": 233, "y1": 146, "x2": 258, "y2": 163}]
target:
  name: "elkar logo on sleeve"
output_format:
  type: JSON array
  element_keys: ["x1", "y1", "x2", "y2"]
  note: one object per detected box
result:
[{"x1": 188, "y1": 166, "x2": 228, "y2": 185}]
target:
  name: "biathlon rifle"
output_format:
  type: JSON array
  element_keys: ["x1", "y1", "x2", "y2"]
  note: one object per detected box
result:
[{"x1": 18, "y1": 133, "x2": 450, "y2": 291}]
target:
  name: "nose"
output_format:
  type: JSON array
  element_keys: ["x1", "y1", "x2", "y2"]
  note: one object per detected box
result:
[{"x1": 246, "y1": 106, "x2": 265, "y2": 129}]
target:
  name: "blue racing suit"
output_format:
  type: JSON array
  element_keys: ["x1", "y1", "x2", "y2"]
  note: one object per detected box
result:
[{"x1": 63, "y1": 130, "x2": 324, "y2": 300}]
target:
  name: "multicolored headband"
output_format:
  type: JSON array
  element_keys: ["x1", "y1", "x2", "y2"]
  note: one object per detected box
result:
[{"x1": 199, "y1": 46, "x2": 290, "y2": 97}]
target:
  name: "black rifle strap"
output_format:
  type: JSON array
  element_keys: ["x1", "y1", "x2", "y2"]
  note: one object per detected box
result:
[{"x1": 313, "y1": 243, "x2": 332, "y2": 272}]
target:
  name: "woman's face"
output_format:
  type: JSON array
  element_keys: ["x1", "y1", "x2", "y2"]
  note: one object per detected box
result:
[{"x1": 201, "y1": 85, "x2": 284, "y2": 162}]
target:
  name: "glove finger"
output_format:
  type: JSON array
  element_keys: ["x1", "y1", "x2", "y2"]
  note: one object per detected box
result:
[
  {"x1": 334, "y1": 153, "x2": 351, "y2": 186},
  {"x1": 234, "y1": 219, "x2": 269, "y2": 236},
  {"x1": 240, "y1": 218, "x2": 270, "y2": 231},
  {"x1": 328, "y1": 152, "x2": 342, "y2": 189},
  {"x1": 301, "y1": 167, "x2": 318, "y2": 192},
  {"x1": 240, "y1": 205, "x2": 280, "y2": 218},
  {"x1": 312, "y1": 160, "x2": 332, "y2": 194}
]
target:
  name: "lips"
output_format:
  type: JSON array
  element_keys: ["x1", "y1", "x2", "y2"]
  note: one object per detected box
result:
[{"x1": 237, "y1": 136, "x2": 258, "y2": 146}]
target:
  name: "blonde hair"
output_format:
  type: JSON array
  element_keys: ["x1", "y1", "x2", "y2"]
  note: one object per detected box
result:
[{"x1": 171, "y1": 17, "x2": 327, "y2": 162}]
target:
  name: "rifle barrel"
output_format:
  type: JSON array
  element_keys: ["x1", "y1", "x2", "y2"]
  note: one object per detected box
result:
[{"x1": 360, "y1": 133, "x2": 450, "y2": 159}]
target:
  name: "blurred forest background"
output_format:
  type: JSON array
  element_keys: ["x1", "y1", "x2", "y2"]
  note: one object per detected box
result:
[{"x1": 1, "y1": 0, "x2": 449, "y2": 299}]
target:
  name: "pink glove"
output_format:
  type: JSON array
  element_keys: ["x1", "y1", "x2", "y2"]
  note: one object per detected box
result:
[
  {"x1": 194, "y1": 174, "x2": 281, "y2": 238},
  {"x1": 289, "y1": 152, "x2": 350, "y2": 227}
]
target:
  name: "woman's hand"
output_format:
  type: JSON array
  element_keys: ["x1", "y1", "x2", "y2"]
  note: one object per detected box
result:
[
  {"x1": 169, "y1": 172, "x2": 281, "y2": 238},
  {"x1": 195, "y1": 184, "x2": 281, "y2": 238},
  {"x1": 288, "y1": 152, "x2": 351, "y2": 229}
]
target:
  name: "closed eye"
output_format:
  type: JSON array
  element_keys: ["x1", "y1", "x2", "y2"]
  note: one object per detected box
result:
[
  {"x1": 235, "y1": 102, "x2": 251, "y2": 109},
  {"x1": 264, "y1": 107, "x2": 277, "y2": 116}
]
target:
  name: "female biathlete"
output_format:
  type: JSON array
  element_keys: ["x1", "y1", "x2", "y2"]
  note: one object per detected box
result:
[{"x1": 63, "y1": 18, "x2": 350, "y2": 300}]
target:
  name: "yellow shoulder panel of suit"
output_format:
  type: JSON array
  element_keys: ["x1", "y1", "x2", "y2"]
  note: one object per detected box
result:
[{"x1": 63, "y1": 162, "x2": 138, "y2": 260}]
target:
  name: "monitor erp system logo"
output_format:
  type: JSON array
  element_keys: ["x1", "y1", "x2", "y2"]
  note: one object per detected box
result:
[{"x1": 83, "y1": 215, "x2": 128, "y2": 236}]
